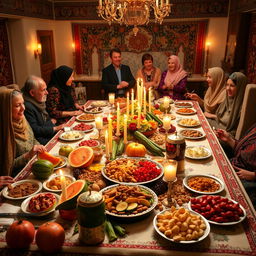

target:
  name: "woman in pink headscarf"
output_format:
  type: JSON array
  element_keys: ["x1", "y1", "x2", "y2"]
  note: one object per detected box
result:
[{"x1": 157, "y1": 55, "x2": 188, "y2": 100}]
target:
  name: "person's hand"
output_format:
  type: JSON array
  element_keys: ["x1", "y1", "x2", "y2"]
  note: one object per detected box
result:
[
  {"x1": 0, "y1": 176, "x2": 14, "y2": 188},
  {"x1": 186, "y1": 93, "x2": 200, "y2": 101},
  {"x1": 73, "y1": 110, "x2": 83, "y2": 116},
  {"x1": 214, "y1": 129, "x2": 230, "y2": 142},
  {"x1": 119, "y1": 81, "x2": 129, "y2": 88},
  {"x1": 54, "y1": 123, "x2": 66, "y2": 132},
  {"x1": 75, "y1": 103, "x2": 84, "y2": 111},
  {"x1": 27, "y1": 145, "x2": 46, "y2": 159},
  {"x1": 51, "y1": 118, "x2": 57, "y2": 124},
  {"x1": 233, "y1": 166, "x2": 256, "y2": 181},
  {"x1": 204, "y1": 112, "x2": 216, "y2": 119}
]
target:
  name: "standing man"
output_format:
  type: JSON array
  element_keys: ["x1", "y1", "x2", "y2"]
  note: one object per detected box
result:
[
  {"x1": 22, "y1": 75, "x2": 65, "y2": 145},
  {"x1": 102, "y1": 48, "x2": 135, "y2": 98}
]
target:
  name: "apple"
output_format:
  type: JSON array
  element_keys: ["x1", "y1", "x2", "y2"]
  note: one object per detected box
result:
[{"x1": 59, "y1": 145, "x2": 73, "y2": 157}]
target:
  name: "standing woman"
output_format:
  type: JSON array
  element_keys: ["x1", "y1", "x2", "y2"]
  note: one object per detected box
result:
[
  {"x1": 208, "y1": 72, "x2": 248, "y2": 137},
  {"x1": 0, "y1": 85, "x2": 45, "y2": 177},
  {"x1": 46, "y1": 65, "x2": 83, "y2": 124},
  {"x1": 186, "y1": 67, "x2": 226, "y2": 118},
  {"x1": 136, "y1": 53, "x2": 161, "y2": 98},
  {"x1": 157, "y1": 55, "x2": 187, "y2": 100}
]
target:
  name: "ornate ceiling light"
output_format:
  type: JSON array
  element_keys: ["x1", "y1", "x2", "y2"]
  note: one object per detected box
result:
[{"x1": 97, "y1": 0, "x2": 172, "y2": 35}]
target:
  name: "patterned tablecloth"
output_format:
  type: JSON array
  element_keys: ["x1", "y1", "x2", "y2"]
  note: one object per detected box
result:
[{"x1": 0, "y1": 101, "x2": 255, "y2": 256}]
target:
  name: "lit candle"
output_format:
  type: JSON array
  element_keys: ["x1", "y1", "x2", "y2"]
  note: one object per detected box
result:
[
  {"x1": 105, "y1": 130, "x2": 110, "y2": 158},
  {"x1": 108, "y1": 93, "x2": 115, "y2": 105},
  {"x1": 108, "y1": 114, "x2": 113, "y2": 153},
  {"x1": 131, "y1": 89, "x2": 134, "y2": 117},
  {"x1": 163, "y1": 115, "x2": 171, "y2": 130},
  {"x1": 59, "y1": 170, "x2": 67, "y2": 201},
  {"x1": 136, "y1": 79, "x2": 140, "y2": 101},
  {"x1": 164, "y1": 162, "x2": 177, "y2": 182},
  {"x1": 156, "y1": 0, "x2": 159, "y2": 7},
  {"x1": 123, "y1": 114, "x2": 128, "y2": 144},
  {"x1": 140, "y1": 79, "x2": 143, "y2": 106},
  {"x1": 95, "y1": 116, "x2": 103, "y2": 129},
  {"x1": 116, "y1": 103, "x2": 120, "y2": 136},
  {"x1": 126, "y1": 92, "x2": 129, "y2": 117},
  {"x1": 163, "y1": 96, "x2": 170, "y2": 109},
  {"x1": 143, "y1": 87, "x2": 146, "y2": 115},
  {"x1": 99, "y1": 0, "x2": 102, "y2": 6},
  {"x1": 149, "y1": 88, "x2": 152, "y2": 113},
  {"x1": 137, "y1": 104, "x2": 141, "y2": 129}
]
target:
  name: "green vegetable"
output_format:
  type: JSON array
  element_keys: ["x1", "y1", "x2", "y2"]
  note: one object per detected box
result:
[
  {"x1": 146, "y1": 112, "x2": 153, "y2": 121},
  {"x1": 116, "y1": 138, "x2": 125, "y2": 156},
  {"x1": 147, "y1": 112, "x2": 163, "y2": 126},
  {"x1": 113, "y1": 223, "x2": 126, "y2": 237},
  {"x1": 105, "y1": 220, "x2": 117, "y2": 242},
  {"x1": 111, "y1": 140, "x2": 118, "y2": 160}
]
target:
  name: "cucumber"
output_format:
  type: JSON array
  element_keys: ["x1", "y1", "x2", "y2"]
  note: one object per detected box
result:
[
  {"x1": 116, "y1": 138, "x2": 125, "y2": 156},
  {"x1": 111, "y1": 140, "x2": 118, "y2": 160},
  {"x1": 146, "y1": 112, "x2": 153, "y2": 121},
  {"x1": 147, "y1": 112, "x2": 163, "y2": 126}
]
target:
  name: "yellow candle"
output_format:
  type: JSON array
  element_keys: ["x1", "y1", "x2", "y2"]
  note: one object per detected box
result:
[
  {"x1": 116, "y1": 103, "x2": 120, "y2": 136},
  {"x1": 163, "y1": 115, "x2": 171, "y2": 130},
  {"x1": 149, "y1": 88, "x2": 152, "y2": 113},
  {"x1": 164, "y1": 163, "x2": 177, "y2": 182},
  {"x1": 123, "y1": 114, "x2": 128, "y2": 144},
  {"x1": 131, "y1": 89, "x2": 134, "y2": 117},
  {"x1": 108, "y1": 114, "x2": 112, "y2": 153},
  {"x1": 59, "y1": 170, "x2": 67, "y2": 201},
  {"x1": 105, "y1": 130, "x2": 110, "y2": 158},
  {"x1": 143, "y1": 87, "x2": 146, "y2": 115},
  {"x1": 136, "y1": 79, "x2": 140, "y2": 101},
  {"x1": 95, "y1": 116, "x2": 103, "y2": 129},
  {"x1": 137, "y1": 104, "x2": 141, "y2": 129},
  {"x1": 163, "y1": 96, "x2": 170, "y2": 109},
  {"x1": 126, "y1": 92, "x2": 129, "y2": 117},
  {"x1": 108, "y1": 93, "x2": 115, "y2": 105}
]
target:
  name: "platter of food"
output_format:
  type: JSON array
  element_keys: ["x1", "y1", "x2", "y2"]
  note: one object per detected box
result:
[
  {"x1": 101, "y1": 184, "x2": 158, "y2": 218},
  {"x1": 183, "y1": 175, "x2": 225, "y2": 194},
  {"x1": 153, "y1": 207, "x2": 210, "y2": 243},
  {"x1": 174, "y1": 101, "x2": 193, "y2": 108},
  {"x1": 179, "y1": 129, "x2": 205, "y2": 140},
  {"x1": 79, "y1": 139, "x2": 100, "y2": 148},
  {"x1": 21, "y1": 192, "x2": 59, "y2": 216},
  {"x1": 189, "y1": 195, "x2": 246, "y2": 225},
  {"x1": 185, "y1": 146, "x2": 211, "y2": 160},
  {"x1": 176, "y1": 108, "x2": 197, "y2": 115},
  {"x1": 59, "y1": 131, "x2": 85, "y2": 141},
  {"x1": 2, "y1": 180, "x2": 42, "y2": 200},
  {"x1": 102, "y1": 157, "x2": 163, "y2": 185},
  {"x1": 84, "y1": 106, "x2": 103, "y2": 114},
  {"x1": 73, "y1": 123, "x2": 94, "y2": 133},
  {"x1": 76, "y1": 113, "x2": 95, "y2": 122},
  {"x1": 43, "y1": 175, "x2": 75, "y2": 192},
  {"x1": 54, "y1": 156, "x2": 67, "y2": 170},
  {"x1": 90, "y1": 101, "x2": 108, "y2": 108},
  {"x1": 177, "y1": 118, "x2": 200, "y2": 127}
]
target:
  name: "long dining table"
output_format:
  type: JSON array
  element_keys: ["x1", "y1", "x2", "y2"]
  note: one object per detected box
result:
[{"x1": 0, "y1": 100, "x2": 256, "y2": 256}]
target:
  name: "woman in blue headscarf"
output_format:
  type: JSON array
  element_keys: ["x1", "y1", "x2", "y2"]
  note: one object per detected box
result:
[{"x1": 46, "y1": 65, "x2": 83, "y2": 124}]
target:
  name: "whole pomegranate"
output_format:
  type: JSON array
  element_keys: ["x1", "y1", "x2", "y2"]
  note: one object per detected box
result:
[
  {"x1": 35, "y1": 222, "x2": 65, "y2": 253},
  {"x1": 6, "y1": 220, "x2": 35, "y2": 249}
]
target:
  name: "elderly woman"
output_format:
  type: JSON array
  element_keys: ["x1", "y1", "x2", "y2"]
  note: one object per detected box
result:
[
  {"x1": 157, "y1": 55, "x2": 187, "y2": 100},
  {"x1": 46, "y1": 65, "x2": 83, "y2": 124},
  {"x1": 186, "y1": 67, "x2": 226, "y2": 117},
  {"x1": 0, "y1": 85, "x2": 45, "y2": 177},
  {"x1": 207, "y1": 72, "x2": 248, "y2": 137}
]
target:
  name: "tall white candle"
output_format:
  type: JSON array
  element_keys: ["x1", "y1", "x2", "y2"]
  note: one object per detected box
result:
[
  {"x1": 123, "y1": 114, "x2": 128, "y2": 144},
  {"x1": 95, "y1": 116, "x2": 103, "y2": 129},
  {"x1": 164, "y1": 163, "x2": 177, "y2": 182},
  {"x1": 126, "y1": 92, "x2": 129, "y2": 117},
  {"x1": 137, "y1": 104, "x2": 141, "y2": 129},
  {"x1": 136, "y1": 79, "x2": 140, "y2": 101},
  {"x1": 116, "y1": 103, "x2": 120, "y2": 136},
  {"x1": 108, "y1": 114, "x2": 113, "y2": 153},
  {"x1": 131, "y1": 89, "x2": 134, "y2": 117},
  {"x1": 163, "y1": 115, "x2": 171, "y2": 130},
  {"x1": 59, "y1": 170, "x2": 67, "y2": 201},
  {"x1": 108, "y1": 93, "x2": 115, "y2": 105},
  {"x1": 143, "y1": 87, "x2": 146, "y2": 115},
  {"x1": 105, "y1": 130, "x2": 110, "y2": 158},
  {"x1": 149, "y1": 88, "x2": 152, "y2": 113}
]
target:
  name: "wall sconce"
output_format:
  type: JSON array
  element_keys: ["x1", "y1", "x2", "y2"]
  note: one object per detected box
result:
[{"x1": 34, "y1": 43, "x2": 42, "y2": 59}]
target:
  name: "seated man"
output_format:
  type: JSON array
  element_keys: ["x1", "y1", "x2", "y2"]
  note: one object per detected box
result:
[
  {"x1": 102, "y1": 48, "x2": 135, "y2": 98},
  {"x1": 22, "y1": 75, "x2": 65, "y2": 145}
]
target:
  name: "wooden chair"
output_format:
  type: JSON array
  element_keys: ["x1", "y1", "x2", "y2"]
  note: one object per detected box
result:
[{"x1": 235, "y1": 84, "x2": 256, "y2": 140}]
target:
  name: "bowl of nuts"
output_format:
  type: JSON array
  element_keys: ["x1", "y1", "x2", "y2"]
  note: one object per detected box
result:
[{"x1": 43, "y1": 175, "x2": 75, "y2": 192}]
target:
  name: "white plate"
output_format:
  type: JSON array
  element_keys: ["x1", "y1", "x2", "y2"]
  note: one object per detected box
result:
[
  {"x1": 153, "y1": 209, "x2": 210, "y2": 243},
  {"x1": 174, "y1": 101, "x2": 193, "y2": 108},
  {"x1": 176, "y1": 108, "x2": 197, "y2": 115},
  {"x1": 73, "y1": 124, "x2": 95, "y2": 133},
  {"x1": 59, "y1": 131, "x2": 85, "y2": 141},
  {"x1": 2, "y1": 180, "x2": 42, "y2": 200},
  {"x1": 21, "y1": 192, "x2": 59, "y2": 216},
  {"x1": 101, "y1": 184, "x2": 158, "y2": 218},
  {"x1": 84, "y1": 107, "x2": 103, "y2": 114},
  {"x1": 53, "y1": 156, "x2": 67, "y2": 170},
  {"x1": 91, "y1": 101, "x2": 108, "y2": 107},
  {"x1": 183, "y1": 175, "x2": 225, "y2": 194},
  {"x1": 188, "y1": 196, "x2": 247, "y2": 225},
  {"x1": 177, "y1": 118, "x2": 201, "y2": 127},
  {"x1": 76, "y1": 114, "x2": 95, "y2": 122},
  {"x1": 185, "y1": 146, "x2": 211, "y2": 160},
  {"x1": 102, "y1": 157, "x2": 164, "y2": 185},
  {"x1": 43, "y1": 175, "x2": 75, "y2": 193},
  {"x1": 179, "y1": 129, "x2": 205, "y2": 140},
  {"x1": 154, "y1": 98, "x2": 174, "y2": 105}
]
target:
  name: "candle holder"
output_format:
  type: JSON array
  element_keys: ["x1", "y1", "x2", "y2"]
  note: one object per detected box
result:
[
  {"x1": 162, "y1": 177, "x2": 178, "y2": 208},
  {"x1": 108, "y1": 93, "x2": 115, "y2": 112}
]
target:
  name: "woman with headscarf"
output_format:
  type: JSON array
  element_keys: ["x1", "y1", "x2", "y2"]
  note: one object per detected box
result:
[
  {"x1": 186, "y1": 67, "x2": 226, "y2": 117},
  {"x1": 0, "y1": 85, "x2": 45, "y2": 177},
  {"x1": 46, "y1": 65, "x2": 83, "y2": 124},
  {"x1": 208, "y1": 72, "x2": 248, "y2": 137},
  {"x1": 157, "y1": 55, "x2": 187, "y2": 100}
]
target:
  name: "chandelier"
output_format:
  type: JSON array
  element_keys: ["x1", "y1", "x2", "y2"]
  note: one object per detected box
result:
[{"x1": 97, "y1": 0, "x2": 172, "y2": 35}]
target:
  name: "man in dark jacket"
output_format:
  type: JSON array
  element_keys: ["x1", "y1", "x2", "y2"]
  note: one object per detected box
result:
[
  {"x1": 102, "y1": 48, "x2": 135, "y2": 98},
  {"x1": 22, "y1": 75, "x2": 65, "y2": 145}
]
